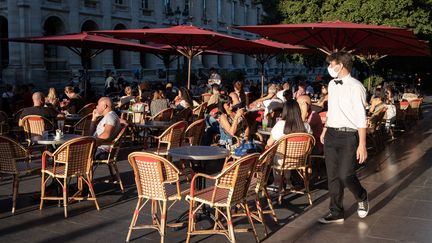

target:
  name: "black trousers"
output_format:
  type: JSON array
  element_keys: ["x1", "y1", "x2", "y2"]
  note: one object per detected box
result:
[{"x1": 324, "y1": 128, "x2": 367, "y2": 217}]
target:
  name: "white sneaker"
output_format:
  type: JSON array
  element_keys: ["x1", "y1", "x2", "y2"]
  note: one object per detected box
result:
[{"x1": 357, "y1": 193, "x2": 369, "y2": 218}]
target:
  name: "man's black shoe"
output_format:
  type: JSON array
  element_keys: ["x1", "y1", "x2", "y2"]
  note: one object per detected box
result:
[{"x1": 318, "y1": 212, "x2": 344, "y2": 224}]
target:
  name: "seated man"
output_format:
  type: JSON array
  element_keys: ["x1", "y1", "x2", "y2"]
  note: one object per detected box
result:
[
  {"x1": 90, "y1": 97, "x2": 122, "y2": 160},
  {"x1": 19, "y1": 92, "x2": 60, "y2": 125}
]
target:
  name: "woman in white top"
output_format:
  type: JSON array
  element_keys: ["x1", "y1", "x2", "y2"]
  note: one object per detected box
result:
[{"x1": 266, "y1": 99, "x2": 313, "y2": 188}]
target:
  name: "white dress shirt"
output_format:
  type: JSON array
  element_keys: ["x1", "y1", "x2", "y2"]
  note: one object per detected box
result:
[{"x1": 326, "y1": 74, "x2": 367, "y2": 129}]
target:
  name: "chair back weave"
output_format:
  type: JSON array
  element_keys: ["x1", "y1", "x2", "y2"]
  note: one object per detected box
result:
[
  {"x1": 252, "y1": 142, "x2": 279, "y2": 192},
  {"x1": 21, "y1": 115, "x2": 54, "y2": 141},
  {"x1": 0, "y1": 136, "x2": 28, "y2": 174},
  {"x1": 53, "y1": 137, "x2": 95, "y2": 177},
  {"x1": 193, "y1": 102, "x2": 207, "y2": 119},
  {"x1": 159, "y1": 121, "x2": 187, "y2": 149},
  {"x1": 276, "y1": 133, "x2": 315, "y2": 170},
  {"x1": 78, "y1": 103, "x2": 96, "y2": 116},
  {"x1": 217, "y1": 153, "x2": 259, "y2": 205},
  {"x1": 174, "y1": 107, "x2": 192, "y2": 122},
  {"x1": 0, "y1": 111, "x2": 9, "y2": 135},
  {"x1": 184, "y1": 119, "x2": 205, "y2": 146},
  {"x1": 74, "y1": 113, "x2": 93, "y2": 136},
  {"x1": 128, "y1": 152, "x2": 180, "y2": 201},
  {"x1": 107, "y1": 123, "x2": 128, "y2": 161},
  {"x1": 152, "y1": 108, "x2": 173, "y2": 121}
]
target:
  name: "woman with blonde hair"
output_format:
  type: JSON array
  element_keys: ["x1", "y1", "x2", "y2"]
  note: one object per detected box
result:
[{"x1": 46, "y1": 87, "x2": 59, "y2": 109}]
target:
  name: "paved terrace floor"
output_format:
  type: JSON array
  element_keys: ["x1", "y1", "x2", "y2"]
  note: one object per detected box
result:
[{"x1": 1, "y1": 96, "x2": 431, "y2": 243}]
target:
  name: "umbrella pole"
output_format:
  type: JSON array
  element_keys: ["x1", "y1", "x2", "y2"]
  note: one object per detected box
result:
[
  {"x1": 260, "y1": 62, "x2": 265, "y2": 97},
  {"x1": 187, "y1": 56, "x2": 192, "y2": 90}
]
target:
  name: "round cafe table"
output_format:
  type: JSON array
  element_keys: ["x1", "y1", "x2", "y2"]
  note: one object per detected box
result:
[
  {"x1": 168, "y1": 146, "x2": 230, "y2": 223},
  {"x1": 133, "y1": 121, "x2": 173, "y2": 129},
  {"x1": 32, "y1": 134, "x2": 82, "y2": 145}
]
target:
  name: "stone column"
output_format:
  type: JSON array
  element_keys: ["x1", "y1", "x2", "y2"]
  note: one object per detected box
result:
[
  {"x1": 68, "y1": 0, "x2": 81, "y2": 70},
  {"x1": 101, "y1": 1, "x2": 114, "y2": 70},
  {"x1": 129, "y1": 0, "x2": 142, "y2": 70}
]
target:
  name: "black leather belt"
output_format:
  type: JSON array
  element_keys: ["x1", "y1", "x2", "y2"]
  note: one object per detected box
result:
[{"x1": 328, "y1": 127, "x2": 357, "y2": 132}]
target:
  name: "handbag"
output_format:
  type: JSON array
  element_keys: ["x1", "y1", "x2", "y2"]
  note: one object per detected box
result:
[{"x1": 234, "y1": 140, "x2": 258, "y2": 157}]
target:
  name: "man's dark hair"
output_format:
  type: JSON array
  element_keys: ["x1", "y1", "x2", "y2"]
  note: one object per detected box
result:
[{"x1": 326, "y1": 51, "x2": 353, "y2": 72}]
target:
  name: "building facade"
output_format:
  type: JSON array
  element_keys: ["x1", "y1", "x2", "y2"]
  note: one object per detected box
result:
[{"x1": 0, "y1": 0, "x2": 316, "y2": 91}]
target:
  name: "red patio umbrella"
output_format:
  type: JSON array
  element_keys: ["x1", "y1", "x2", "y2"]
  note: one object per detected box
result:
[
  {"x1": 93, "y1": 25, "x2": 269, "y2": 89},
  {"x1": 236, "y1": 20, "x2": 429, "y2": 55},
  {"x1": 8, "y1": 32, "x2": 167, "y2": 95},
  {"x1": 223, "y1": 38, "x2": 312, "y2": 95},
  {"x1": 150, "y1": 44, "x2": 231, "y2": 82}
]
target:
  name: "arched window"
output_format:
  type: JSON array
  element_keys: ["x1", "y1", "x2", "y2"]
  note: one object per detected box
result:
[
  {"x1": 43, "y1": 16, "x2": 65, "y2": 70},
  {"x1": 0, "y1": 16, "x2": 8, "y2": 70},
  {"x1": 81, "y1": 20, "x2": 99, "y2": 69},
  {"x1": 113, "y1": 23, "x2": 127, "y2": 70}
]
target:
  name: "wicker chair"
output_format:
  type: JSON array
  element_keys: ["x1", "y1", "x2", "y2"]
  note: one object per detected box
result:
[
  {"x1": 273, "y1": 133, "x2": 316, "y2": 205},
  {"x1": 40, "y1": 136, "x2": 99, "y2": 218},
  {"x1": 9, "y1": 109, "x2": 24, "y2": 138},
  {"x1": 406, "y1": 98, "x2": 422, "y2": 121},
  {"x1": 66, "y1": 113, "x2": 93, "y2": 136},
  {"x1": 126, "y1": 152, "x2": 182, "y2": 243},
  {"x1": 78, "y1": 103, "x2": 97, "y2": 116},
  {"x1": 21, "y1": 115, "x2": 54, "y2": 146},
  {"x1": 93, "y1": 124, "x2": 128, "y2": 192},
  {"x1": 184, "y1": 119, "x2": 205, "y2": 146},
  {"x1": 150, "y1": 108, "x2": 173, "y2": 122},
  {"x1": 173, "y1": 107, "x2": 192, "y2": 123},
  {"x1": 0, "y1": 111, "x2": 9, "y2": 135},
  {"x1": 185, "y1": 153, "x2": 260, "y2": 243},
  {"x1": 367, "y1": 108, "x2": 387, "y2": 152},
  {"x1": 192, "y1": 102, "x2": 207, "y2": 120},
  {"x1": 146, "y1": 121, "x2": 187, "y2": 156},
  {"x1": 0, "y1": 135, "x2": 41, "y2": 214},
  {"x1": 245, "y1": 142, "x2": 279, "y2": 235}
]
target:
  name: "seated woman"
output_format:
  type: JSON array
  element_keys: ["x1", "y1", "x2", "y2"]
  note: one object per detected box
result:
[
  {"x1": 173, "y1": 87, "x2": 193, "y2": 110},
  {"x1": 150, "y1": 89, "x2": 169, "y2": 116},
  {"x1": 314, "y1": 84, "x2": 328, "y2": 110},
  {"x1": 248, "y1": 83, "x2": 279, "y2": 109},
  {"x1": 266, "y1": 99, "x2": 313, "y2": 188},
  {"x1": 118, "y1": 86, "x2": 135, "y2": 108},
  {"x1": 218, "y1": 95, "x2": 250, "y2": 149},
  {"x1": 369, "y1": 89, "x2": 386, "y2": 116},
  {"x1": 229, "y1": 80, "x2": 247, "y2": 109},
  {"x1": 45, "y1": 87, "x2": 59, "y2": 110},
  {"x1": 60, "y1": 86, "x2": 85, "y2": 114}
]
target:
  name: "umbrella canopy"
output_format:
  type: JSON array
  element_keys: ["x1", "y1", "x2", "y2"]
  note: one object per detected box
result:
[
  {"x1": 8, "y1": 32, "x2": 167, "y2": 58},
  {"x1": 93, "y1": 25, "x2": 263, "y2": 89},
  {"x1": 222, "y1": 38, "x2": 312, "y2": 95},
  {"x1": 236, "y1": 20, "x2": 429, "y2": 55}
]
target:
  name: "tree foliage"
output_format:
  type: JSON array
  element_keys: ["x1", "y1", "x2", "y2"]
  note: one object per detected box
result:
[{"x1": 274, "y1": 0, "x2": 432, "y2": 41}]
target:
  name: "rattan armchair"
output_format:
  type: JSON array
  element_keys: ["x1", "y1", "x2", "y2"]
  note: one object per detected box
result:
[
  {"x1": 0, "y1": 111, "x2": 9, "y2": 135},
  {"x1": 21, "y1": 115, "x2": 54, "y2": 146},
  {"x1": 78, "y1": 103, "x2": 97, "y2": 116},
  {"x1": 192, "y1": 102, "x2": 207, "y2": 120},
  {"x1": 0, "y1": 135, "x2": 41, "y2": 214},
  {"x1": 246, "y1": 142, "x2": 279, "y2": 235},
  {"x1": 150, "y1": 108, "x2": 173, "y2": 122},
  {"x1": 184, "y1": 119, "x2": 205, "y2": 146},
  {"x1": 406, "y1": 98, "x2": 422, "y2": 121},
  {"x1": 40, "y1": 136, "x2": 99, "y2": 218},
  {"x1": 273, "y1": 133, "x2": 315, "y2": 205},
  {"x1": 93, "y1": 124, "x2": 128, "y2": 192},
  {"x1": 65, "y1": 113, "x2": 93, "y2": 136},
  {"x1": 185, "y1": 153, "x2": 260, "y2": 243},
  {"x1": 146, "y1": 121, "x2": 187, "y2": 156},
  {"x1": 126, "y1": 152, "x2": 182, "y2": 243}
]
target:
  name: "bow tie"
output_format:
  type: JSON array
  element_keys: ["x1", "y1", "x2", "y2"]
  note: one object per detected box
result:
[{"x1": 334, "y1": 79, "x2": 343, "y2": 85}]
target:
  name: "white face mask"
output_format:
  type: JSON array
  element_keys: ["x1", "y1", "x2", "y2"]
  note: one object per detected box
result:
[{"x1": 327, "y1": 64, "x2": 342, "y2": 78}]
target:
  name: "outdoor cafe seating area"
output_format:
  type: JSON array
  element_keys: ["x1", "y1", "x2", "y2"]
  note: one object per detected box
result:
[{"x1": 0, "y1": 85, "x2": 425, "y2": 242}]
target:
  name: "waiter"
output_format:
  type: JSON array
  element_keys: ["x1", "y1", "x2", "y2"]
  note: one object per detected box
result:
[{"x1": 319, "y1": 51, "x2": 369, "y2": 224}]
